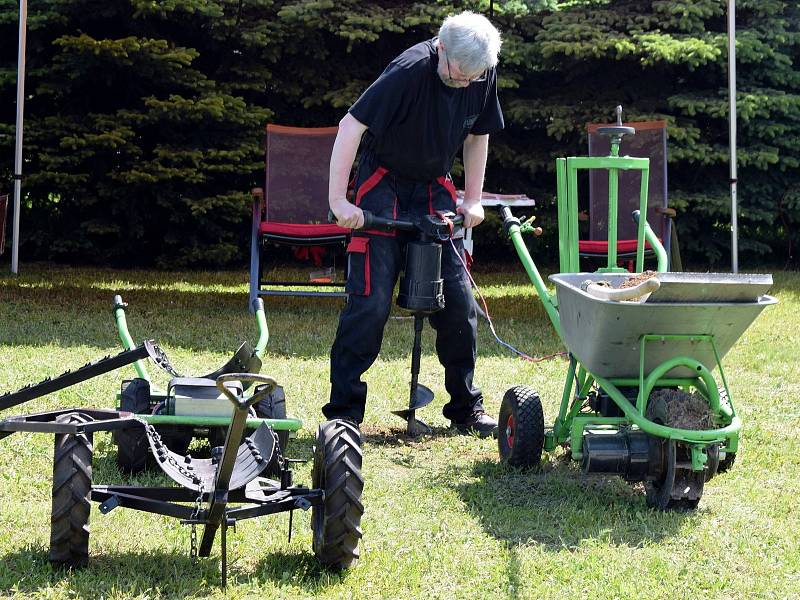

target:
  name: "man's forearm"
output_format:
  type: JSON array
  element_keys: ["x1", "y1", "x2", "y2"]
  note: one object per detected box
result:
[
  {"x1": 462, "y1": 133, "x2": 489, "y2": 206},
  {"x1": 329, "y1": 113, "x2": 368, "y2": 208}
]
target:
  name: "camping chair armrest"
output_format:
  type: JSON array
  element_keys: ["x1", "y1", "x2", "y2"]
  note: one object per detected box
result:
[{"x1": 655, "y1": 206, "x2": 676, "y2": 218}]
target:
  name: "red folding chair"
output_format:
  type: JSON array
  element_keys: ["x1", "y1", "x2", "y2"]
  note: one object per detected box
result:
[
  {"x1": 581, "y1": 120, "x2": 678, "y2": 270},
  {"x1": 249, "y1": 125, "x2": 350, "y2": 304}
]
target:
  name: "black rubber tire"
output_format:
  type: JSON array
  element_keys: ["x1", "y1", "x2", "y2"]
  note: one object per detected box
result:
[
  {"x1": 717, "y1": 451, "x2": 737, "y2": 473},
  {"x1": 497, "y1": 386, "x2": 545, "y2": 469},
  {"x1": 49, "y1": 413, "x2": 93, "y2": 569},
  {"x1": 113, "y1": 378, "x2": 151, "y2": 474},
  {"x1": 644, "y1": 390, "x2": 706, "y2": 511},
  {"x1": 705, "y1": 443, "x2": 720, "y2": 482},
  {"x1": 254, "y1": 384, "x2": 289, "y2": 478},
  {"x1": 311, "y1": 419, "x2": 364, "y2": 570},
  {"x1": 156, "y1": 425, "x2": 192, "y2": 456},
  {"x1": 207, "y1": 426, "x2": 228, "y2": 450}
]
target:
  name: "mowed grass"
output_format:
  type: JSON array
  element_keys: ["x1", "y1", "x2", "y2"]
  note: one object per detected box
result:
[{"x1": 0, "y1": 262, "x2": 798, "y2": 599}]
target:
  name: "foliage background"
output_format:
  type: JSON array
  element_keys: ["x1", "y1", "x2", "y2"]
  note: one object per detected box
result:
[{"x1": 0, "y1": 0, "x2": 798, "y2": 268}]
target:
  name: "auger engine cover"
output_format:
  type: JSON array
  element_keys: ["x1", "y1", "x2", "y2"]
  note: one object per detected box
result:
[{"x1": 397, "y1": 241, "x2": 445, "y2": 314}]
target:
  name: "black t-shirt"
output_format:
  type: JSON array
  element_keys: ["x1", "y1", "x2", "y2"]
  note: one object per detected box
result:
[{"x1": 348, "y1": 38, "x2": 504, "y2": 182}]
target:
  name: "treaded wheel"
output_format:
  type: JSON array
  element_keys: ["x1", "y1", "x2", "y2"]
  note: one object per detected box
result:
[
  {"x1": 717, "y1": 450, "x2": 737, "y2": 473},
  {"x1": 311, "y1": 419, "x2": 364, "y2": 570},
  {"x1": 113, "y1": 378, "x2": 150, "y2": 474},
  {"x1": 255, "y1": 384, "x2": 289, "y2": 477},
  {"x1": 705, "y1": 443, "x2": 720, "y2": 482},
  {"x1": 156, "y1": 425, "x2": 192, "y2": 456},
  {"x1": 644, "y1": 389, "x2": 708, "y2": 511},
  {"x1": 50, "y1": 412, "x2": 93, "y2": 568},
  {"x1": 497, "y1": 386, "x2": 545, "y2": 468}
]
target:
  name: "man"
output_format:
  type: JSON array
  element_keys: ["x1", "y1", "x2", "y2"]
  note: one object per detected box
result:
[{"x1": 324, "y1": 11, "x2": 503, "y2": 437}]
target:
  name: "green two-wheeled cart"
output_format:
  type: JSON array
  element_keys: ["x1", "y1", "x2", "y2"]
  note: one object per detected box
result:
[{"x1": 496, "y1": 109, "x2": 777, "y2": 510}]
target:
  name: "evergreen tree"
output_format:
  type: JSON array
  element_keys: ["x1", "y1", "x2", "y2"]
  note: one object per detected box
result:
[{"x1": 1, "y1": 0, "x2": 797, "y2": 267}]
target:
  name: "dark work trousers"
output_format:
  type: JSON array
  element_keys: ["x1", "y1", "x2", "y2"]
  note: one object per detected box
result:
[{"x1": 323, "y1": 160, "x2": 484, "y2": 424}]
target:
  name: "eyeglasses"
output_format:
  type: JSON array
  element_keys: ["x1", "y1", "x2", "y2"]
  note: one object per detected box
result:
[{"x1": 444, "y1": 50, "x2": 487, "y2": 85}]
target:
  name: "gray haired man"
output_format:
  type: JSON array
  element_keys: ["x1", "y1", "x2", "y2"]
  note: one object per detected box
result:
[{"x1": 324, "y1": 11, "x2": 504, "y2": 436}]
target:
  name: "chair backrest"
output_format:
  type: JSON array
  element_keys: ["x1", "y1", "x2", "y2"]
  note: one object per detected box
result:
[
  {"x1": 587, "y1": 121, "x2": 668, "y2": 241},
  {"x1": 0, "y1": 194, "x2": 8, "y2": 255},
  {"x1": 264, "y1": 125, "x2": 338, "y2": 224}
]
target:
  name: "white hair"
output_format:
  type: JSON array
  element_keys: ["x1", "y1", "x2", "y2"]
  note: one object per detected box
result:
[{"x1": 438, "y1": 11, "x2": 502, "y2": 75}]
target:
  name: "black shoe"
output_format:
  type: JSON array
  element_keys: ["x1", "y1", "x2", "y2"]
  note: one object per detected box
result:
[
  {"x1": 335, "y1": 416, "x2": 361, "y2": 429},
  {"x1": 450, "y1": 410, "x2": 498, "y2": 438}
]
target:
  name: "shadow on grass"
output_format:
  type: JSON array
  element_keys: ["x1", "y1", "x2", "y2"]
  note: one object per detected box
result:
[
  {"x1": 252, "y1": 549, "x2": 352, "y2": 593},
  {"x1": 0, "y1": 546, "x2": 222, "y2": 596},
  {"x1": 0, "y1": 545, "x2": 344, "y2": 596},
  {"x1": 453, "y1": 458, "x2": 696, "y2": 550},
  {"x1": 0, "y1": 450, "x2": 337, "y2": 596},
  {"x1": 360, "y1": 424, "x2": 460, "y2": 448}
]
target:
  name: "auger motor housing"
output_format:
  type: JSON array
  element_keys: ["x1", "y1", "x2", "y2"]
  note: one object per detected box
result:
[{"x1": 397, "y1": 241, "x2": 445, "y2": 314}]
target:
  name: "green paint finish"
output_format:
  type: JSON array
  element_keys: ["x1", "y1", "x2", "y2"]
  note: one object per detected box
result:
[
  {"x1": 140, "y1": 414, "x2": 303, "y2": 431},
  {"x1": 114, "y1": 307, "x2": 151, "y2": 382},
  {"x1": 254, "y1": 304, "x2": 269, "y2": 358}
]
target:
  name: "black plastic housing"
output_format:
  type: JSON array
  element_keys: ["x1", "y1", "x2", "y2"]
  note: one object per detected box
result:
[
  {"x1": 397, "y1": 241, "x2": 445, "y2": 314},
  {"x1": 581, "y1": 431, "x2": 653, "y2": 481}
]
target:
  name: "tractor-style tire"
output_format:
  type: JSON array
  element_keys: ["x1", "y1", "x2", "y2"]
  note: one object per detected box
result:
[
  {"x1": 49, "y1": 413, "x2": 93, "y2": 569},
  {"x1": 156, "y1": 426, "x2": 192, "y2": 456},
  {"x1": 311, "y1": 419, "x2": 364, "y2": 570},
  {"x1": 498, "y1": 386, "x2": 545, "y2": 469},
  {"x1": 717, "y1": 451, "x2": 737, "y2": 473},
  {"x1": 113, "y1": 378, "x2": 151, "y2": 474},
  {"x1": 255, "y1": 384, "x2": 289, "y2": 477}
]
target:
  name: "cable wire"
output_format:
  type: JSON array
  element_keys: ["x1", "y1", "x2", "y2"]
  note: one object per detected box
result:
[{"x1": 447, "y1": 237, "x2": 567, "y2": 363}]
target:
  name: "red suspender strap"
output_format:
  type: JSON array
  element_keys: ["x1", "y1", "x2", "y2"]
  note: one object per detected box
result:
[
  {"x1": 436, "y1": 176, "x2": 458, "y2": 205},
  {"x1": 355, "y1": 167, "x2": 389, "y2": 206}
]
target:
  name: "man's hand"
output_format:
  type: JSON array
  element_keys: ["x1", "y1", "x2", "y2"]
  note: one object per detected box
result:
[
  {"x1": 330, "y1": 197, "x2": 364, "y2": 229},
  {"x1": 457, "y1": 199, "x2": 485, "y2": 229}
]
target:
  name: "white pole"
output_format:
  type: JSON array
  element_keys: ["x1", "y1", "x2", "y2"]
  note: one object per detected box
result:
[
  {"x1": 11, "y1": 0, "x2": 28, "y2": 274},
  {"x1": 728, "y1": 0, "x2": 738, "y2": 273}
]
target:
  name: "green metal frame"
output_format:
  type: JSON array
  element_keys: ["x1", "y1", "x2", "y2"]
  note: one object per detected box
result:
[
  {"x1": 113, "y1": 301, "x2": 302, "y2": 434},
  {"x1": 510, "y1": 134, "x2": 739, "y2": 472}
]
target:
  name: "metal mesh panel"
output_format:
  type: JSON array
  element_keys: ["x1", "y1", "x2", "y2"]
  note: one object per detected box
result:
[
  {"x1": 587, "y1": 122, "x2": 668, "y2": 241},
  {"x1": 264, "y1": 125, "x2": 338, "y2": 223}
]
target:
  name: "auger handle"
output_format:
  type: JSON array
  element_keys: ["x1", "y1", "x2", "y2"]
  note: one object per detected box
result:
[{"x1": 328, "y1": 209, "x2": 464, "y2": 234}]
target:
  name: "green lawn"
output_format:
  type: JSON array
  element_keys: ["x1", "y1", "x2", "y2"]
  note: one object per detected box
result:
[{"x1": 0, "y1": 263, "x2": 798, "y2": 599}]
